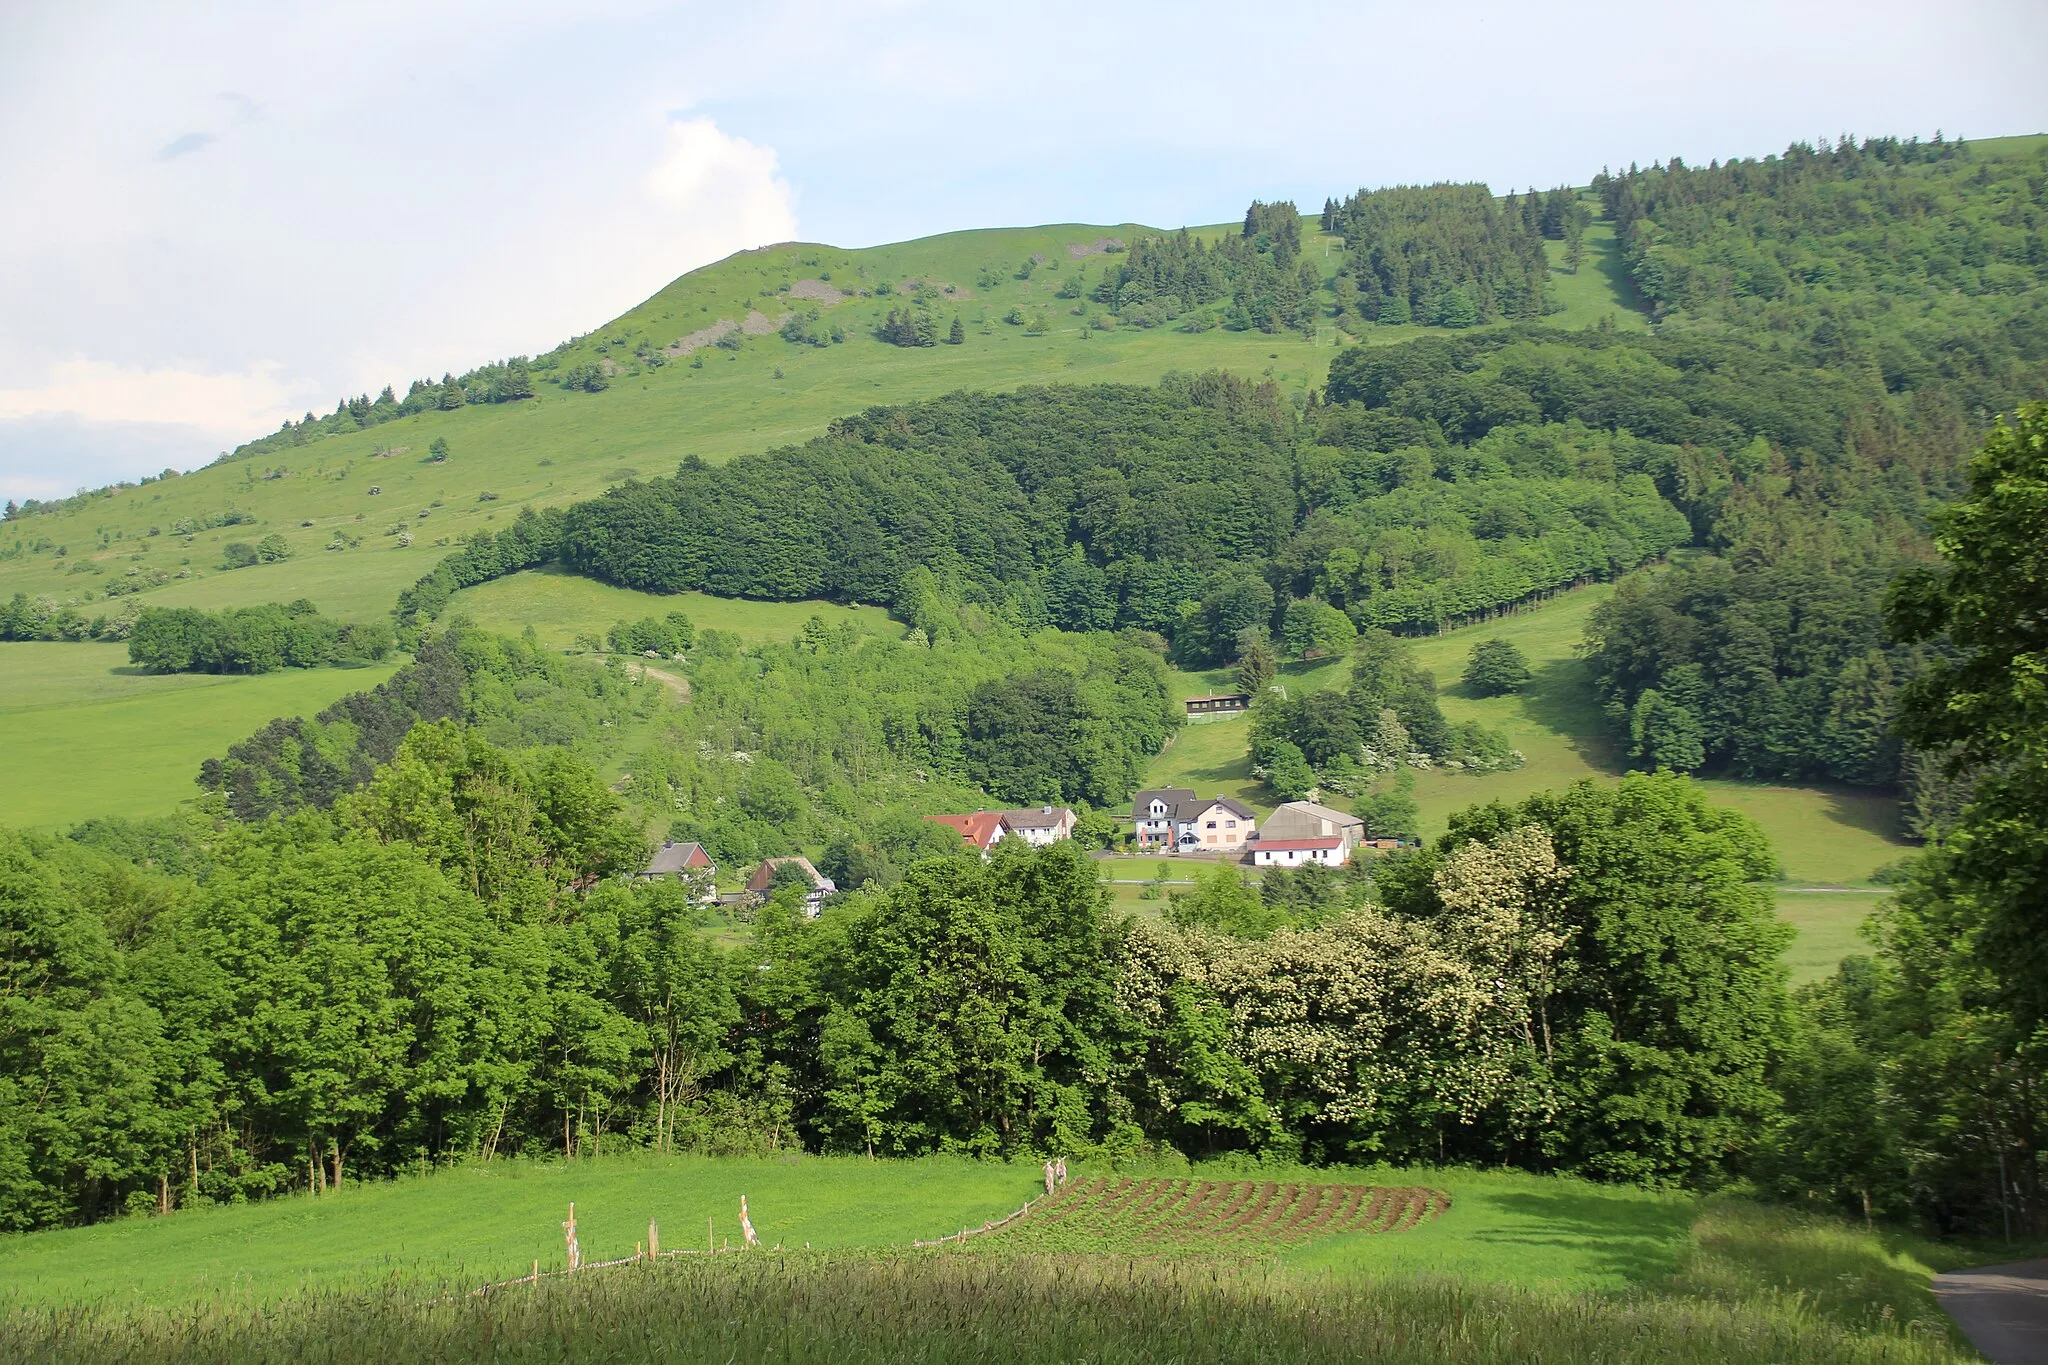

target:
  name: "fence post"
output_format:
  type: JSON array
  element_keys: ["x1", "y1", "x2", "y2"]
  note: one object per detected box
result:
[
  {"x1": 564, "y1": 1202, "x2": 581, "y2": 1271},
  {"x1": 649, "y1": 1217, "x2": 660, "y2": 1259}
]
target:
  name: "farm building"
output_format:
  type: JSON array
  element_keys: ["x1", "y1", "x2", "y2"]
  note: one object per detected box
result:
[
  {"x1": 639, "y1": 840, "x2": 717, "y2": 902},
  {"x1": 1252, "y1": 836, "x2": 1349, "y2": 868},
  {"x1": 997, "y1": 806, "x2": 1075, "y2": 846},
  {"x1": 746, "y1": 855, "x2": 837, "y2": 918},
  {"x1": 1183, "y1": 693, "x2": 1251, "y2": 717},
  {"x1": 1259, "y1": 801, "x2": 1364, "y2": 852}
]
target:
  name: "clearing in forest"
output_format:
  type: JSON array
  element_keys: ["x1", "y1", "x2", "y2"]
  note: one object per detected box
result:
[{"x1": 965, "y1": 1178, "x2": 1448, "y2": 1256}]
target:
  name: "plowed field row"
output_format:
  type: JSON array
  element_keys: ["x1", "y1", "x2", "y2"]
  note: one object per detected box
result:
[{"x1": 972, "y1": 1179, "x2": 1448, "y2": 1256}]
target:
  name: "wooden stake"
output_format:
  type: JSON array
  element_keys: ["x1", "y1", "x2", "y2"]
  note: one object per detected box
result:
[
  {"x1": 649, "y1": 1218, "x2": 660, "y2": 1259},
  {"x1": 563, "y1": 1202, "x2": 581, "y2": 1271}
]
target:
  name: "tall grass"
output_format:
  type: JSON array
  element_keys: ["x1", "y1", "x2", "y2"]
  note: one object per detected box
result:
[{"x1": 0, "y1": 1253, "x2": 1971, "y2": 1364}]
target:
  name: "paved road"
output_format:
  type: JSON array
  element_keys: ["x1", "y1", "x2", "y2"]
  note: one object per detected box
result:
[{"x1": 1935, "y1": 1260, "x2": 2048, "y2": 1364}]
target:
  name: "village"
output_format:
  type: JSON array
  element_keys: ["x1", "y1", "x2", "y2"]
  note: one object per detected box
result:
[{"x1": 640, "y1": 787, "x2": 1408, "y2": 919}]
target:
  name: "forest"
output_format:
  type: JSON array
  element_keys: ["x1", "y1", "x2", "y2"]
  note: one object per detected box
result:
[{"x1": 1322, "y1": 182, "x2": 1555, "y2": 327}]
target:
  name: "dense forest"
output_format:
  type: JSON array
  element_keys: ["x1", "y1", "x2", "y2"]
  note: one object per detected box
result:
[
  {"x1": 1092, "y1": 201, "x2": 1324, "y2": 334},
  {"x1": 1322, "y1": 183, "x2": 1554, "y2": 328},
  {"x1": 553, "y1": 370, "x2": 1685, "y2": 666}
]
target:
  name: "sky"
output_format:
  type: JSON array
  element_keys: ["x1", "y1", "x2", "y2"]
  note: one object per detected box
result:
[{"x1": 2, "y1": 0, "x2": 2044, "y2": 502}]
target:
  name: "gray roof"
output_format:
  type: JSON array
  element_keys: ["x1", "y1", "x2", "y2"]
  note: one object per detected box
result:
[
  {"x1": 1205, "y1": 797, "x2": 1258, "y2": 821},
  {"x1": 1133, "y1": 788, "x2": 1197, "y2": 818},
  {"x1": 1001, "y1": 806, "x2": 1074, "y2": 829},
  {"x1": 643, "y1": 841, "x2": 712, "y2": 875},
  {"x1": 1267, "y1": 800, "x2": 1362, "y2": 829}
]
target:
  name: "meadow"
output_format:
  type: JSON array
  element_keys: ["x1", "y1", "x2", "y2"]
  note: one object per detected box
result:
[
  {"x1": 445, "y1": 567, "x2": 900, "y2": 650},
  {"x1": 0, "y1": 1152, "x2": 1987, "y2": 1364},
  {"x1": 0, "y1": 642, "x2": 397, "y2": 829}
]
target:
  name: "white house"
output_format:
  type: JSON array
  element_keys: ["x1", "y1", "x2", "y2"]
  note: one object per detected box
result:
[
  {"x1": 998, "y1": 806, "x2": 1076, "y2": 846},
  {"x1": 1252, "y1": 836, "x2": 1349, "y2": 868},
  {"x1": 1131, "y1": 789, "x2": 1257, "y2": 853},
  {"x1": 747, "y1": 856, "x2": 838, "y2": 918}
]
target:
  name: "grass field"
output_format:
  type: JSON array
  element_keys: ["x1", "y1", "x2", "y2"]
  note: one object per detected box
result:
[
  {"x1": 447, "y1": 567, "x2": 900, "y2": 650},
  {"x1": 0, "y1": 643, "x2": 398, "y2": 830},
  {"x1": 0, "y1": 1153, "x2": 1991, "y2": 1363}
]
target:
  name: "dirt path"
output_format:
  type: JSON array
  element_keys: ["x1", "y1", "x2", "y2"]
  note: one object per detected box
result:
[
  {"x1": 1935, "y1": 1259, "x2": 2048, "y2": 1363},
  {"x1": 630, "y1": 663, "x2": 691, "y2": 703}
]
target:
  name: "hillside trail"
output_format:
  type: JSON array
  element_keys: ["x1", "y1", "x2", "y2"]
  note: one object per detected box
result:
[
  {"x1": 629, "y1": 662, "x2": 692, "y2": 703},
  {"x1": 1935, "y1": 1259, "x2": 2048, "y2": 1363}
]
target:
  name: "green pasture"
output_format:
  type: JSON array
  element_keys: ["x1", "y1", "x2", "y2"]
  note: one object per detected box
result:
[
  {"x1": 446, "y1": 568, "x2": 900, "y2": 650},
  {"x1": 1778, "y1": 891, "x2": 1887, "y2": 983},
  {"x1": 0, "y1": 643, "x2": 398, "y2": 829}
]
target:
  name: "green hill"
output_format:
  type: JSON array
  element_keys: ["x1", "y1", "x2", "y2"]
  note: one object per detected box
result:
[{"x1": 0, "y1": 216, "x2": 1638, "y2": 623}]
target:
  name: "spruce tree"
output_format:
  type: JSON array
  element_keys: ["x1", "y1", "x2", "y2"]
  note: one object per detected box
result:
[{"x1": 947, "y1": 316, "x2": 965, "y2": 345}]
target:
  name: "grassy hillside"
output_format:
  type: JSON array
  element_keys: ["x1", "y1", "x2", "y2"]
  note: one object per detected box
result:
[
  {"x1": 0, "y1": 643, "x2": 397, "y2": 830},
  {"x1": 0, "y1": 215, "x2": 1639, "y2": 624},
  {"x1": 0, "y1": 1153, "x2": 1986, "y2": 1363},
  {"x1": 446, "y1": 568, "x2": 900, "y2": 651}
]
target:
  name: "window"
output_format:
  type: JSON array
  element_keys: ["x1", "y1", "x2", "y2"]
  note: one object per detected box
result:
[
  {"x1": 1225, "y1": 820, "x2": 1236, "y2": 828},
  {"x1": 1205, "y1": 820, "x2": 1216, "y2": 830}
]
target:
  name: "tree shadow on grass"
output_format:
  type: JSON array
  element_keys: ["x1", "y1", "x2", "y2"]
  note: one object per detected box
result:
[
  {"x1": 1470, "y1": 1188, "x2": 1697, "y2": 1288},
  {"x1": 1516, "y1": 657, "x2": 1624, "y2": 774}
]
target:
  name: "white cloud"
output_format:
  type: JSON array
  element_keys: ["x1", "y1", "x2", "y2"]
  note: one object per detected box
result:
[{"x1": 0, "y1": 358, "x2": 313, "y2": 438}]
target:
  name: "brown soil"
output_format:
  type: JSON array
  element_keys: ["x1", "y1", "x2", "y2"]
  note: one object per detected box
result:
[
  {"x1": 666, "y1": 319, "x2": 737, "y2": 357},
  {"x1": 786, "y1": 279, "x2": 848, "y2": 303},
  {"x1": 741, "y1": 310, "x2": 781, "y2": 335},
  {"x1": 630, "y1": 663, "x2": 692, "y2": 703},
  {"x1": 1066, "y1": 237, "x2": 1126, "y2": 259}
]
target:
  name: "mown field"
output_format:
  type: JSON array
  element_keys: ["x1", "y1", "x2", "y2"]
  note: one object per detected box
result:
[
  {"x1": 0, "y1": 642, "x2": 398, "y2": 830},
  {"x1": 0, "y1": 1152, "x2": 1989, "y2": 1363}
]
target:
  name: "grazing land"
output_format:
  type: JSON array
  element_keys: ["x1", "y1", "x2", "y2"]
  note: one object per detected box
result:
[{"x1": 0, "y1": 642, "x2": 397, "y2": 829}]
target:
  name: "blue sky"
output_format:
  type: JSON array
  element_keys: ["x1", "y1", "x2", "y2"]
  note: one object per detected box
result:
[{"x1": 2, "y1": 0, "x2": 2045, "y2": 500}]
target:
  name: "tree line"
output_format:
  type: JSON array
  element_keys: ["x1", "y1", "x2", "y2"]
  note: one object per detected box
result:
[
  {"x1": 126, "y1": 602, "x2": 395, "y2": 675},
  {"x1": 0, "y1": 757, "x2": 1794, "y2": 1230}
]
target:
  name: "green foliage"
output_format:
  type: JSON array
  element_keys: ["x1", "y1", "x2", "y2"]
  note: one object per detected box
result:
[
  {"x1": 1416, "y1": 775, "x2": 1790, "y2": 1182},
  {"x1": 127, "y1": 602, "x2": 393, "y2": 675},
  {"x1": 1098, "y1": 203, "x2": 1315, "y2": 334},
  {"x1": 607, "y1": 611, "x2": 694, "y2": 656},
  {"x1": 1328, "y1": 184, "x2": 1551, "y2": 327},
  {"x1": 1584, "y1": 557, "x2": 1909, "y2": 784},
  {"x1": 1462, "y1": 639, "x2": 1530, "y2": 695},
  {"x1": 1768, "y1": 405, "x2": 2048, "y2": 1235}
]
